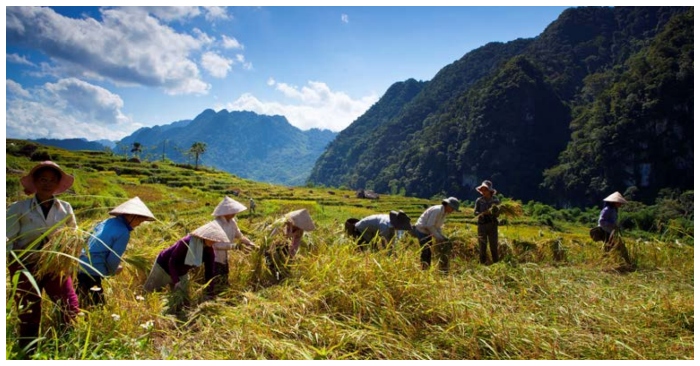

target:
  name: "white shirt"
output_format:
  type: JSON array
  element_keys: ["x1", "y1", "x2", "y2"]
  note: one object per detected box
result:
[
  {"x1": 212, "y1": 216, "x2": 243, "y2": 264},
  {"x1": 414, "y1": 204, "x2": 447, "y2": 240},
  {"x1": 6, "y1": 196, "x2": 77, "y2": 251}
]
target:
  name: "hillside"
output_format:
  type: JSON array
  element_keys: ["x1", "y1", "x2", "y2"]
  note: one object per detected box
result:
[
  {"x1": 308, "y1": 6, "x2": 693, "y2": 207},
  {"x1": 117, "y1": 109, "x2": 337, "y2": 186},
  {"x1": 5, "y1": 140, "x2": 693, "y2": 360}
]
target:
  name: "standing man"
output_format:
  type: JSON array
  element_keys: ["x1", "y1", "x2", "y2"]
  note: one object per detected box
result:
[
  {"x1": 413, "y1": 197, "x2": 460, "y2": 273},
  {"x1": 248, "y1": 197, "x2": 256, "y2": 215},
  {"x1": 474, "y1": 180, "x2": 500, "y2": 264}
]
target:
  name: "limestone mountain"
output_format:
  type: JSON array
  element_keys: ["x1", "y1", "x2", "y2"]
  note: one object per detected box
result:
[
  {"x1": 308, "y1": 6, "x2": 692, "y2": 207},
  {"x1": 118, "y1": 109, "x2": 336, "y2": 186}
]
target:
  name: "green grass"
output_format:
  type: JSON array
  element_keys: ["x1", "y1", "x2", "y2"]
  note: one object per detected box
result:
[{"x1": 4, "y1": 139, "x2": 694, "y2": 359}]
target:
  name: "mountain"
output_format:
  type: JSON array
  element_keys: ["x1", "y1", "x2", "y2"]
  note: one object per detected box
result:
[
  {"x1": 117, "y1": 109, "x2": 337, "y2": 186},
  {"x1": 31, "y1": 138, "x2": 111, "y2": 151},
  {"x1": 308, "y1": 6, "x2": 692, "y2": 207}
]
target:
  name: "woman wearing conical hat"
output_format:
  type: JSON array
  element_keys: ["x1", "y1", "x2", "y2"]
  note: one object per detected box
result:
[
  {"x1": 6, "y1": 161, "x2": 79, "y2": 357},
  {"x1": 598, "y1": 191, "x2": 628, "y2": 252},
  {"x1": 143, "y1": 221, "x2": 229, "y2": 294},
  {"x1": 264, "y1": 209, "x2": 316, "y2": 282},
  {"x1": 76, "y1": 197, "x2": 156, "y2": 307},
  {"x1": 209, "y1": 196, "x2": 257, "y2": 295}
]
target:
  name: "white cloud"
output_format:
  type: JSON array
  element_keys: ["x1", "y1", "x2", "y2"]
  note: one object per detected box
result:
[
  {"x1": 341, "y1": 14, "x2": 349, "y2": 24},
  {"x1": 7, "y1": 79, "x2": 31, "y2": 98},
  {"x1": 235, "y1": 54, "x2": 253, "y2": 70},
  {"x1": 7, "y1": 53, "x2": 35, "y2": 66},
  {"x1": 201, "y1": 52, "x2": 233, "y2": 78},
  {"x1": 203, "y1": 6, "x2": 229, "y2": 21},
  {"x1": 6, "y1": 78, "x2": 143, "y2": 140},
  {"x1": 222, "y1": 35, "x2": 244, "y2": 49},
  {"x1": 6, "y1": 6, "x2": 210, "y2": 95},
  {"x1": 226, "y1": 80, "x2": 378, "y2": 131},
  {"x1": 136, "y1": 6, "x2": 201, "y2": 22}
]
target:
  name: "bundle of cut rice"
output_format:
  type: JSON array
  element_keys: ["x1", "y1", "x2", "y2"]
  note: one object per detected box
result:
[
  {"x1": 493, "y1": 201, "x2": 524, "y2": 219},
  {"x1": 34, "y1": 227, "x2": 84, "y2": 279}
]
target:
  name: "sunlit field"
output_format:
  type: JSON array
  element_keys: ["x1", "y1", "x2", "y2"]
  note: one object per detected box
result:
[{"x1": 5, "y1": 140, "x2": 693, "y2": 360}]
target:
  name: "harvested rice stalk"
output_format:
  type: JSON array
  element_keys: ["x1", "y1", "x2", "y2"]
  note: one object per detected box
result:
[
  {"x1": 34, "y1": 227, "x2": 84, "y2": 279},
  {"x1": 493, "y1": 201, "x2": 524, "y2": 219}
]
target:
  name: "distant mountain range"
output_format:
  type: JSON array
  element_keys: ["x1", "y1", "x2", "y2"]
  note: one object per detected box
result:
[
  {"x1": 117, "y1": 109, "x2": 337, "y2": 186},
  {"x1": 308, "y1": 6, "x2": 693, "y2": 207}
]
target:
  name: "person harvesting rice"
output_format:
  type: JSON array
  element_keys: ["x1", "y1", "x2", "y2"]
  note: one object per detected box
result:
[
  {"x1": 143, "y1": 221, "x2": 229, "y2": 294},
  {"x1": 5, "y1": 161, "x2": 80, "y2": 357},
  {"x1": 474, "y1": 180, "x2": 501, "y2": 265},
  {"x1": 209, "y1": 196, "x2": 257, "y2": 295},
  {"x1": 76, "y1": 197, "x2": 156, "y2": 307}
]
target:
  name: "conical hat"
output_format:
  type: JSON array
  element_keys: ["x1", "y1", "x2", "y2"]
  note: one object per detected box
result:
[
  {"x1": 286, "y1": 209, "x2": 316, "y2": 232},
  {"x1": 20, "y1": 161, "x2": 74, "y2": 195},
  {"x1": 109, "y1": 197, "x2": 156, "y2": 221},
  {"x1": 603, "y1": 191, "x2": 628, "y2": 204},
  {"x1": 191, "y1": 221, "x2": 230, "y2": 243},
  {"x1": 212, "y1": 196, "x2": 247, "y2": 216}
]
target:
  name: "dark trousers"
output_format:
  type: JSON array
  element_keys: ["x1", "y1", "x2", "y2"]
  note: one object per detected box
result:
[
  {"x1": 478, "y1": 222, "x2": 499, "y2": 264},
  {"x1": 415, "y1": 230, "x2": 451, "y2": 273},
  {"x1": 76, "y1": 272, "x2": 105, "y2": 307},
  {"x1": 8, "y1": 261, "x2": 79, "y2": 356},
  {"x1": 210, "y1": 262, "x2": 230, "y2": 295}
]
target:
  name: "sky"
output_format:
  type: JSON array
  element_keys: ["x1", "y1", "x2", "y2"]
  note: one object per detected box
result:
[{"x1": 5, "y1": 4, "x2": 578, "y2": 141}]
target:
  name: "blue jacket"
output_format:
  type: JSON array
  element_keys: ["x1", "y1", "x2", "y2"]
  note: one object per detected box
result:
[{"x1": 79, "y1": 216, "x2": 133, "y2": 276}]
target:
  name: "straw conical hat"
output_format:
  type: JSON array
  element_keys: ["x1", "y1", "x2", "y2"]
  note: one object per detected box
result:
[
  {"x1": 109, "y1": 197, "x2": 156, "y2": 221},
  {"x1": 603, "y1": 191, "x2": 628, "y2": 204},
  {"x1": 191, "y1": 221, "x2": 230, "y2": 243},
  {"x1": 286, "y1": 209, "x2": 316, "y2": 232},
  {"x1": 212, "y1": 196, "x2": 247, "y2": 216},
  {"x1": 20, "y1": 161, "x2": 74, "y2": 195}
]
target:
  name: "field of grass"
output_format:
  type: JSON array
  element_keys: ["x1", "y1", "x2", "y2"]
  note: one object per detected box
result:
[{"x1": 4, "y1": 140, "x2": 694, "y2": 360}]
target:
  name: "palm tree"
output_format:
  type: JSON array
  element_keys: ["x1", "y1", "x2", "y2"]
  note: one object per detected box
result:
[
  {"x1": 130, "y1": 142, "x2": 142, "y2": 159},
  {"x1": 189, "y1": 142, "x2": 207, "y2": 170}
]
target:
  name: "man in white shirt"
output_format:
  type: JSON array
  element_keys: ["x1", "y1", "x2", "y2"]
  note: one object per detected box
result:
[{"x1": 413, "y1": 197, "x2": 460, "y2": 273}]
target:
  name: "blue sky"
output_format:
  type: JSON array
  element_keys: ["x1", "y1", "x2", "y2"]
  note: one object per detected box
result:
[{"x1": 5, "y1": 5, "x2": 574, "y2": 141}]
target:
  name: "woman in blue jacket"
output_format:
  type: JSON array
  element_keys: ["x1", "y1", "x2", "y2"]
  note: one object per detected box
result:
[{"x1": 76, "y1": 197, "x2": 156, "y2": 306}]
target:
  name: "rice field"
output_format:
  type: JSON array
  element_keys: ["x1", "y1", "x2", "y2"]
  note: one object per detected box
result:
[{"x1": 4, "y1": 140, "x2": 694, "y2": 360}]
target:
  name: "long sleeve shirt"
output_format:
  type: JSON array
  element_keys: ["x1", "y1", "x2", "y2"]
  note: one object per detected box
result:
[
  {"x1": 155, "y1": 235, "x2": 214, "y2": 284},
  {"x1": 474, "y1": 196, "x2": 500, "y2": 224},
  {"x1": 598, "y1": 206, "x2": 618, "y2": 233},
  {"x1": 212, "y1": 216, "x2": 243, "y2": 264},
  {"x1": 6, "y1": 196, "x2": 76, "y2": 251},
  {"x1": 415, "y1": 205, "x2": 447, "y2": 240},
  {"x1": 355, "y1": 214, "x2": 394, "y2": 241},
  {"x1": 79, "y1": 216, "x2": 133, "y2": 277}
]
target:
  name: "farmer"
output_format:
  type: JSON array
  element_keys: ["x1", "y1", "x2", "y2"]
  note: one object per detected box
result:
[
  {"x1": 598, "y1": 191, "x2": 628, "y2": 252},
  {"x1": 76, "y1": 197, "x2": 156, "y2": 307},
  {"x1": 210, "y1": 196, "x2": 257, "y2": 295},
  {"x1": 474, "y1": 180, "x2": 501, "y2": 264},
  {"x1": 345, "y1": 210, "x2": 412, "y2": 251},
  {"x1": 143, "y1": 221, "x2": 229, "y2": 294},
  {"x1": 5, "y1": 161, "x2": 80, "y2": 357},
  {"x1": 249, "y1": 197, "x2": 256, "y2": 215},
  {"x1": 413, "y1": 197, "x2": 460, "y2": 273},
  {"x1": 265, "y1": 209, "x2": 316, "y2": 281}
]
